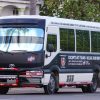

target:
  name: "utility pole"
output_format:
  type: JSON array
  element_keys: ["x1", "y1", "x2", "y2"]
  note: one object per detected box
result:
[{"x1": 30, "y1": 0, "x2": 37, "y2": 15}]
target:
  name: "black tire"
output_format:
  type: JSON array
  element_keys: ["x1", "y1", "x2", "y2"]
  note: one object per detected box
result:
[
  {"x1": 55, "y1": 75, "x2": 59, "y2": 93},
  {"x1": 55, "y1": 88, "x2": 59, "y2": 93},
  {"x1": 44, "y1": 73, "x2": 57, "y2": 94},
  {"x1": 0, "y1": 87, "x2": 9, "y2": 94},
  {"x1": 82, "y1": 73, "x2": 98, "y2": 93}
]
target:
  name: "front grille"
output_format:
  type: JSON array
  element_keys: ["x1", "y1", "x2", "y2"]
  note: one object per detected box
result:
[
  {"x1": 0, "y1": 79, "x2": 7, "y2": 82},
  {"x1": 0, "y1": 71, "x2": 18, "y2": 75}
]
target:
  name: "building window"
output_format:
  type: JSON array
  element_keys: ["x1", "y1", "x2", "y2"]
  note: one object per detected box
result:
[{"x1": 13, "y1": 8, "x2": 19, "y2": 15}]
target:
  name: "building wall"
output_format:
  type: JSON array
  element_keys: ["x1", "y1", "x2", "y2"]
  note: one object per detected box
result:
[{"x1": 0, "y1": 0, "x2": 43, "y2": 16}]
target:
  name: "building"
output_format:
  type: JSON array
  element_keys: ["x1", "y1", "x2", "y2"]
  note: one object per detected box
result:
[{"x1": 0, "y1": 0, "x2": 43, "y2": 16}]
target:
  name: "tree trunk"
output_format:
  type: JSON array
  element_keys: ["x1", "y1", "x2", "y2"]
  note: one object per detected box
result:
[{"x1": 30, "y1": 0, "x2": 37, "y2": 15}]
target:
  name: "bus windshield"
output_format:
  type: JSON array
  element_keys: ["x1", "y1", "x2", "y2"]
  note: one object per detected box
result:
[{"x1": 0, "y1": 27, "x2": 44, "y2": 52}]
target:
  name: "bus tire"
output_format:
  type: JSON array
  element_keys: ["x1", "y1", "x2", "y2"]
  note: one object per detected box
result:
[
  {"x1": 55, "y1": 88, "x2": 59, "y2": 93},
  {"x1": 55, "y1": 75, "x2": 59, "y2": 93},
  {"x1": 0, "y1": 87, "x2": 9, "y2": 94},
  {"x1": 82, "y1": 73, "x2": 98, "y2": 93},
  {"x1": 44, "y1": 73, "x2": 56, "y2": 94}
]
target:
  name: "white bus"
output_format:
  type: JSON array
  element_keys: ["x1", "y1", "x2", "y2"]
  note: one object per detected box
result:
[{"x1": 0, "y1": 15, "x2": 100, "y2": 94}]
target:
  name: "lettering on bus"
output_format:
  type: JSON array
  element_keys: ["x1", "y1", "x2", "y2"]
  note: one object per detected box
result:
[{"x1": 68, "y1": 56, "x2": 100, "y2": 66}]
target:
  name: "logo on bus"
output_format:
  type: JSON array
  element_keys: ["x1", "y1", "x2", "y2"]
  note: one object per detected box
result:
[
  {"x1": 9, "y1": 64, "x2": 15, "y2": 68},
  {"x1": 27, "y1": 56, "x2": 35, "y2": 62},
  {"x1": 61, "y1": 57, "x2": 66, "y2": 68}
]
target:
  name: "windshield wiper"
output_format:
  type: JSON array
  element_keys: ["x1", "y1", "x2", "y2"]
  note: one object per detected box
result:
[
  {"x1": 10, "y1": 50, "x2": 35, "y2": 54},
  {"x1": 11, "y1": 50, "x2": 28, "y2": 53},
  {"x1": 0, "y1": 50, "x2": 13, "y2": 54},
  {"x1": 0, "y1": 50, "x2": 5, "y2": 53}
]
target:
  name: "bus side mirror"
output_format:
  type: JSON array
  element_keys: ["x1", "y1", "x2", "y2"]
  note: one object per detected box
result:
[{"x1": 47, "y1": 44, "x2": 54, "y2": 52}]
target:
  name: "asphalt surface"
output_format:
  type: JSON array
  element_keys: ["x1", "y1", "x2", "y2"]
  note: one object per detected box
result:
[{"x1": 0, "y1": 87, "x2": 100, "y2": 100}]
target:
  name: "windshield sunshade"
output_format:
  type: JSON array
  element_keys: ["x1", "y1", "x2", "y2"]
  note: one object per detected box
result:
[{"x1": 0, "y1": 27, "x2": 44, "y2": 52}]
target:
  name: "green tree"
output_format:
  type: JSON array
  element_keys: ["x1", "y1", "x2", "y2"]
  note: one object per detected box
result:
[
  {"x1": 40, "y1": 0, "x2": 62, "y2": 16},
  {"x1": 40, "y1": 0, "x2": 100, "y2": 22}
]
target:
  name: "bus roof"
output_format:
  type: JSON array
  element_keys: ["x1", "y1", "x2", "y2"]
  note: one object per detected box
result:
[{"x1": 0, "y1": 15, "x2": 100, "y2": 31}]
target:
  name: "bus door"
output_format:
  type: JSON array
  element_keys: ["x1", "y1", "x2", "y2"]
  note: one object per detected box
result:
[{"x1": 44, "y1": 26, "x2": 59, "y2": 66}]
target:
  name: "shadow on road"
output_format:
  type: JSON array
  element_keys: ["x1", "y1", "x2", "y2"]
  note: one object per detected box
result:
[
  {"x1": 4, "y1": 91, "x2": 100, "y2": 95},
  {"x1": 0, "y1": 88, "x2": 99, "y2": 95}
]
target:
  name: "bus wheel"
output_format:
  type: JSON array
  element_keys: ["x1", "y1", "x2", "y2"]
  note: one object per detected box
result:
[
  {"x1": 55, "y1": 75, "x2": 59, "y2": 93},
  {"x1": 44, "y1": 73, "x2": 56, "y2": 94},
  {"x1": 0, "y1": 87, "x2": 9, "y2": 94},
  {"x1": 82, "y1": 73, "x2": 98, "y2": 93}
]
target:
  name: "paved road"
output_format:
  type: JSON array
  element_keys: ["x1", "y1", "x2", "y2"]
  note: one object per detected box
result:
[{"x1": 0, "y1": 88, "x2": 100, "y2": 100}]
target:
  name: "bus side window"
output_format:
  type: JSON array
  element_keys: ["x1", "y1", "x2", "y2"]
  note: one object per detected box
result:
[
  {"x1": 47, "y1": 34, "x2": 57, "y2": 52},
  {"x1": 91, "y1": 31, "x2": 100, "y2": 52},
  {"x1": 76, "y1": 30, "x2": 90, "y2": 52},
  {"x1": 60, "y1": 28, "x2": 75, "y2": 51}
]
